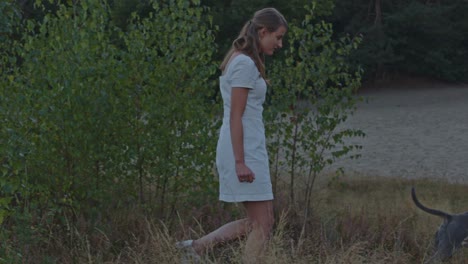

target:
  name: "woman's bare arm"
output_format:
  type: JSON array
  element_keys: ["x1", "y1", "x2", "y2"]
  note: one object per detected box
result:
[{"x1": 230, "y1": 87, "x2": 255, "y2": 183}]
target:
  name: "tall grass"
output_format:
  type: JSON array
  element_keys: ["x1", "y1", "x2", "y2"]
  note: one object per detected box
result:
[{"x1": 2, "y1": 175, "x2": 467, "y2": 263}]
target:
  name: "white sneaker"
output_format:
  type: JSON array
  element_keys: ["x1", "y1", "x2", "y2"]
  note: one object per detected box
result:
[{"x1": 175, "y1": 239, "x2": 201, "y2": 264}]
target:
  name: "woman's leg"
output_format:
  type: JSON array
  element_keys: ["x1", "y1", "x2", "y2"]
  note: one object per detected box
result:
[
  {"x1": 190, "y1": 200, "x2": 274, "y2": 261},
  {"x1": 242, "y1": 200, "x2": 274, "y2": 264},
  {"x1": 192, "y1": 218, "x2": 251, "y2": 254}
]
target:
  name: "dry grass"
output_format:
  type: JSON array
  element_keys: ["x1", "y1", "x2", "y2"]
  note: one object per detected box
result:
[{"x1": 2, "y1": 175, "x2": 467, "y2": 263}]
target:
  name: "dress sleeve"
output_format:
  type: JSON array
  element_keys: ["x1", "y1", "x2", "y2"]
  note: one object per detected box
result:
[{"x1": 227, "y1": 57, "x2": 259, "y2": 89}]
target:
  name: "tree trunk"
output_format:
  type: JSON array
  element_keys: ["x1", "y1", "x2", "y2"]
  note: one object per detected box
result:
[
  {"x1": 374, "y1": 0, "x2": 382, "y2": 27},
  {"x1": 367, "y1": 0, "x2": 373, "y2": 21}
]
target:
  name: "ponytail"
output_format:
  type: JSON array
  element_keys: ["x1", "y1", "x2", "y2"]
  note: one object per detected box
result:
[{"x1": 220, "y1": 8, "x2": 287, "y2": 80}]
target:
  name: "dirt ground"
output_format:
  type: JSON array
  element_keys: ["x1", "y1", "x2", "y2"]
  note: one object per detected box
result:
[{"x1": 326, "y1": 78, "x2": 468, "y2": 183}]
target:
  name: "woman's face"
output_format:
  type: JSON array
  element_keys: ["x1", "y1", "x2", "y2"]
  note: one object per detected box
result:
[{"x1": 259, "y1": 25, "x2": 287, "y2": 56}]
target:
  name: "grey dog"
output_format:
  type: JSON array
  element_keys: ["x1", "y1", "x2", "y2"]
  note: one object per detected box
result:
[{"x1": 411, "y1": 187, "x2": 468, "y2": 263}]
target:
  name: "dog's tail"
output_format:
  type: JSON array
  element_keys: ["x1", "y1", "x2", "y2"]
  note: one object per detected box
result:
[{"x1": 411, "y1": 187, "x2": 452, "y2": 220}]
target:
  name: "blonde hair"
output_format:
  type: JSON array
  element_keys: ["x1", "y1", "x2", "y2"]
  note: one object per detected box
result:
[{"x1": 220, "y1": 8, "x2": 287, "y2": 79}]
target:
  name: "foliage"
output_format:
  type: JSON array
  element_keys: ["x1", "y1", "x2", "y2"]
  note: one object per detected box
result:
[
  {"x1": 383, "y1": 1, "x2": 468, "y2": 81},
  {"x1": 331, "y1": 0, "x2": 468, "y2": 82},
  {"x1": 9, "y1": 0, "x2": 468, "y2": 82},
  {"x1": 0, "y1": 0, "x2": 22, "y2": 233},
  {"x1": 0, "y1": 0, "x2": 21, "y2": 42},
  {"x1": 1, "y1": 0, "x2": 219, "y2": 258},
  {"x1": 266, "y1": 5, "x2": 364, "y2": 232}
]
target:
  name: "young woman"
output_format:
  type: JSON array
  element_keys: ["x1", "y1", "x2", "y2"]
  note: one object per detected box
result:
[{"x1": 177, "y1": 7, "x2": 287, "y2": 263}]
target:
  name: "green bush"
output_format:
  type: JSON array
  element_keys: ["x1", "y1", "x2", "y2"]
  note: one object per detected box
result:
[
  {"x1": 1, "y1": 0, "x2": 219, "y2": 245},
  {"x1": 266, "y1": 5, "x2": 364, "y2": 231}
]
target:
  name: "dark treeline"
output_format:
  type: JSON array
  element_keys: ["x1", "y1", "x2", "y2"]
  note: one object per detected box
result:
[
  {"x1": 330, "y1": 0, "x2": 468, "y2": 82},
  {"x1": 3, "y1": 0, "x2": 467, "y2": 83},
  {"x1": 111, "y1": 0, "x2": 468, "y2": 83},
  {"x1": 205, "y1": 0, "x2": 468, "y2": 82}
]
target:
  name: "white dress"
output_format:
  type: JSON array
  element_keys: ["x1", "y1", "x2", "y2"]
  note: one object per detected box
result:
[{"x1": 216, "y1": 54, "x2": 273, "y2": 202}]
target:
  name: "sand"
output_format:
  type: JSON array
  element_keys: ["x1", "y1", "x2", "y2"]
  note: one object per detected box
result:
[{"x1": 326, "y1": 79, "x2": 468, "y2": 183}]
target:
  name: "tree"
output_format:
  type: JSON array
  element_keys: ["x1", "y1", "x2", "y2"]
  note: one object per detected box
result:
[
  {"x1": 331, "y1": 0, "x2": 468, "y2": 82},
  {"x1": 0, "y1": 1, "x2": 220, "y2": 253},
  {"x1": 266, "y1": 5, "x2": 364, "y2": 235}
]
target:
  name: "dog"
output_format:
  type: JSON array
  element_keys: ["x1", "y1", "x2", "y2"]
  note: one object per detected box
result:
[{"x1": 411, "y1": 187, "x2": 468, "y2": 263}]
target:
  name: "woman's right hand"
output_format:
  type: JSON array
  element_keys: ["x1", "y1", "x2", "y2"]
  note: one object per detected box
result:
[{"x1": 235, "y1": 162, "x2": 255, "y2": 183}]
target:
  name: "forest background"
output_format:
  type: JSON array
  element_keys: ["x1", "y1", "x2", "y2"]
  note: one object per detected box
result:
[
  {"x1": 3, "y1": 0, "x2": 468, "y2": 82},
  {"x1": 115, "y1": 0, "x2": 468, "y2": 82},
  {"x1": 1, "y1": 0, "x2": 467, "y2": 263}
]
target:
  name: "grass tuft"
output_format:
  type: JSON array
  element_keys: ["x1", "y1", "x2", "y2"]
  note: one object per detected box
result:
[{"x1": 2, "y1": 175, "x2": 467, "y2": 263}]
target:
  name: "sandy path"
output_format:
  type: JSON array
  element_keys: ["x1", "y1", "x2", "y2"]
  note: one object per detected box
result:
[{"x1": 326, "y1": 81, "x2": 468, "y2": 183}]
